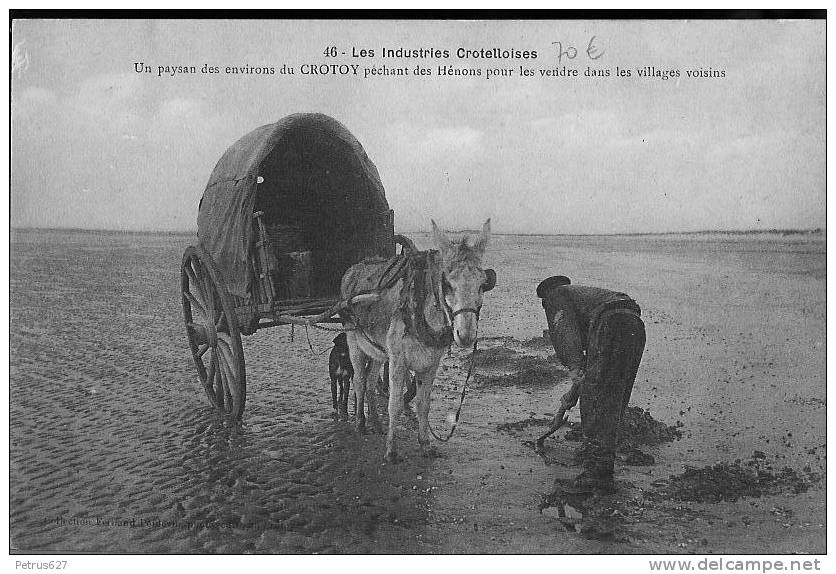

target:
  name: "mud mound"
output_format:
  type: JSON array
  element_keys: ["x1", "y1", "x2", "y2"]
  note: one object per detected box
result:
[
  {"x1": 651, "y1": 456, "x2": 816, "y2": 503},
  {"x1": 620, "y1": 407, "x2": 684, "y2": 448},
  {"x1": 564, "y1": 407, "x2": 682, "y2": 449},
  {"x1": 521, "y1": 336, "x2": 553, "y2": 351},
  {"x1": 496, "y1": 418, "x2": 552, "y2": 432},
  {"x1": 472, "y1": 346, "x2": 521, "y2": 368},
  {"x1": 619, "y1": 447, "x2": 655, "y2": 466},
  {"x1": 476, "y1": 359, "x2": 565, "y2": 388}
]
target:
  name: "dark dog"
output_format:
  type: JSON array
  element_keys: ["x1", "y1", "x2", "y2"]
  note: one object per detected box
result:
[{"x1": 329, "y1": 333, "x2": 353, "y2": 415}]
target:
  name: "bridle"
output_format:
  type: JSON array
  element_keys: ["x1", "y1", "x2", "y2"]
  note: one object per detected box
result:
[
  {"x1": 440, "y1": 266, "x2": 496, "y2": 325},
  {"x1": 428, "y1": 265, "x2": 495, "y2": 443},
  {"x1": 438, "y1": 269, "x2": 485, "y2": 333},
  {"x1": 447, "y1": 303, "x2": 482, "y2": 321},
  {"x1": 402, "y1": 253, "x2": 487, "y2": 348}
]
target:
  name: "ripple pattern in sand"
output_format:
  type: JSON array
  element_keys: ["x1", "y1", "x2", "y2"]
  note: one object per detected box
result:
[{"x1": 10, "y1": 231, "x2": 428, "y2": 553}]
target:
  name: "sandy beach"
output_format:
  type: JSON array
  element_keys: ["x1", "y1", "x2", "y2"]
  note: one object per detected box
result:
[{"x1": 9, "y1": 228, "x2": 825, "y2": 553}]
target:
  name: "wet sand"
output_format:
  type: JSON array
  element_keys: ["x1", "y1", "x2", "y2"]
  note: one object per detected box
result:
[{"x1": 9, "y1": 229, "x2": 825, "y2": 553}]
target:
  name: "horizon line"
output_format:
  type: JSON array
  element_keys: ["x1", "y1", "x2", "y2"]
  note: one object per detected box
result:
[{"x1": 9, "y1": 226, "x2": 826, "y2": 238}]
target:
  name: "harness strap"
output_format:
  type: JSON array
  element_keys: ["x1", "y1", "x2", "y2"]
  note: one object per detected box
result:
[
  {"x1": 450, "y1": 306, "x2": 481, "y2": 320},
  {"x1": 373, "y1": 253, "x2": 411, "y2": 292},
  {"x1": 357, "y1": 324, "x2": 388, "y2": 356},
  {"x1": 401, "y1": 251, "x2": 454, "y2": 348}
]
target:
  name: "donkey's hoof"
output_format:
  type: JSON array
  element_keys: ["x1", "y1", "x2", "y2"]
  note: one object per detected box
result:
[
  {"x1": 356, "y1": 420, "x2": 366, "y2": 434},
  {"x1": 384, "y1": 450, "x2": 401, "y2": 464}
]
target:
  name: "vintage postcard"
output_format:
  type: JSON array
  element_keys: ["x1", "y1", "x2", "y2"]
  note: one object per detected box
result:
[{"x1": 9, "y1": 13, "x2": 826, "y2": 565}]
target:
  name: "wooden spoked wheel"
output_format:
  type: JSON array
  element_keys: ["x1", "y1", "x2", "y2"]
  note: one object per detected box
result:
[{"x1": 181, "y1": 246, "x2": 246, "y2": 419}]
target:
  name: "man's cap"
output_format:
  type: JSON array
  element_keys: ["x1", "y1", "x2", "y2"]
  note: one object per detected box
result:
[{"x1": 536, "y1": 275, "x2": 571, "y2": 298}]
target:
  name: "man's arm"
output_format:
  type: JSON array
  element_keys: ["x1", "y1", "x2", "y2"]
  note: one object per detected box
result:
[
  {"x1": 553, "y1": 305, "x2": 585, "y2": 407},
  {"x1": 537, "y1": 295, "x2": 587, "y2": 445}
]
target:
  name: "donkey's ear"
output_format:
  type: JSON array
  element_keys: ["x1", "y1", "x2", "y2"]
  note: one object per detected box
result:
[
  {"x1": 431, "y1": 219, "x2": 454, "y2": 256},
  {"x1": 470, "y1": 219, "x2": 491, "y2": 254},
  {"x1": 482, "y1": 268, "x2": 497, "y2": 292}
]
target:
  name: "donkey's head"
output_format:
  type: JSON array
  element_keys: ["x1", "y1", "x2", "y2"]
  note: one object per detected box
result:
[{"x1": 431, "y1": 219, "x2": 495, "y2": 347}]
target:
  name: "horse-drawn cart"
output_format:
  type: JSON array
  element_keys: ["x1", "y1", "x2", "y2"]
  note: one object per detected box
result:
[{"x1": 181, "y1": 113, "x2": 414, "y2": 418}]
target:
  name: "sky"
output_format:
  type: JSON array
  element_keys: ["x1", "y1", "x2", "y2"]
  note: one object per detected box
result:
[{"x1": 10, "y1": 19, "x2": 825, "y2": 234}]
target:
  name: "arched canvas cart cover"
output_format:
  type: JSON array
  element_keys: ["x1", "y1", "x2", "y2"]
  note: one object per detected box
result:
[{"x1": 197, "y1": 113, "x2": 394, "y2": 299}]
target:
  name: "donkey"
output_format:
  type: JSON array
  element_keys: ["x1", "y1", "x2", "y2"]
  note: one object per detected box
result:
[{"x1": 340, "y1": 220, "x2": 495, "y2": 462}]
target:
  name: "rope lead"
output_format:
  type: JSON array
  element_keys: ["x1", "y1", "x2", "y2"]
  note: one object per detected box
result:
[{"x1": 429, "y1": 328, "x2": 478, "y2": 443}]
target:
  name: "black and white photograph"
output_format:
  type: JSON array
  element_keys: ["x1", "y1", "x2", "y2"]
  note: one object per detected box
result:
[{"x1": 8, "y1": 12, "x2": 827, "y2": 562}]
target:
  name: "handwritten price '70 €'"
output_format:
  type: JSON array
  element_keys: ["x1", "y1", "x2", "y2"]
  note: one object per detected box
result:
[{"x1": 552, "y1": 36, "x2": 605, "y2": 63}]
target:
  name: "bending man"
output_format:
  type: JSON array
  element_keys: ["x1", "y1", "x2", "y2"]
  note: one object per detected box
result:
[{"x1": 536, "y1": 275, "x2": 646, "y2": 492}]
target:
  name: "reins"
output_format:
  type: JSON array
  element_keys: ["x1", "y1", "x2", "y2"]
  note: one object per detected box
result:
[
  {"x1": 424, "y1": 264, "x2": 480, "y2": 443},
  {"x1": 428, "y1": 328, "x2": 479, "y2": 443}
]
